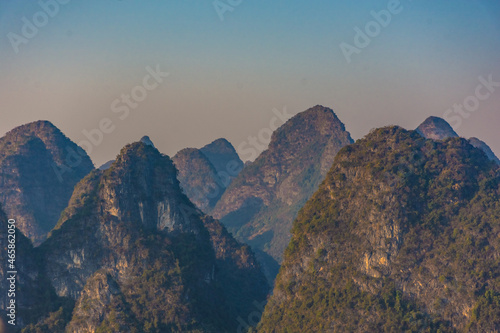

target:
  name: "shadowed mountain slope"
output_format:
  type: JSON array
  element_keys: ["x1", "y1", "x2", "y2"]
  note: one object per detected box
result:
[{"x1": 0, "y1": 121, "x2": 93, "y2": 244}]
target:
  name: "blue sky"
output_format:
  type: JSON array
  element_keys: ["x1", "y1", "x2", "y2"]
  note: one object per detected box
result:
[{"x1": 1, "y1": 0, "x2": 499, "y2": 165}]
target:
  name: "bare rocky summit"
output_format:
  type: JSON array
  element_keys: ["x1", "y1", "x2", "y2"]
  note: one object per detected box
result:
[
  {"x1": 212, "y1": 105, "x2": 354, "y2": 281},
  {"x1": 416, "y1": 116, "x2": 459, "y2": 140}
]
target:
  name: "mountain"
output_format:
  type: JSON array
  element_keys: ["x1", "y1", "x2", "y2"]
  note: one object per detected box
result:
[
  {"x1": 0, "y1": 121, "x2": 94, "y2": 245},
  {"x1": 21, "y1": 140, "x2": 268, "y2": 332},
  {"x1": 173, "y1": 148, "x2": 225, "y2": 213},
  {"x1": 98, "y1": 136, "x2": 155, "y2": 172},
  {"x1": 258, "y1": 126, "x2": 500, "y2": 332},
  {"x1": 0, "y1": 204, "x2": 70, "y2": 332},
  {"x1": 416, "y1": 116, "x2": 459, "y2": 140},
  {"x1": 199, "y1": 138, "x2": 244, "y2": 176},
  {"x1": 469, "y1": 137, "x2": 500, "y2": 165},
  {"x1": 139, "y1": 135, "x2": 155, "y2": 148},
  {"x1": 98, "y1": 160, "x2": 114, "y2": 170},
  {"x1": 416, "y1": 116, "x2": 500, "y2": 165},
  {"x1": 211, "y1": 105, "x2": 354, "y2": 281},
  {"x1": 173, "y1": 139, "x2": 243, "y2": 213}
]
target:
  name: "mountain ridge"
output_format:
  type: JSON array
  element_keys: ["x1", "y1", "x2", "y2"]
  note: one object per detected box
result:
[
  {"x1": 173, "y1": 138, "x2": 243, "y2": 214},
  {"x1": 259, "y1": 126, "x2": 500, "y2": 332},
  {"x1": 20, "y1": 139, "x2": 269, "y2": 332},
  {"x1": 212, "y1": 105, "x2": 354, "y2": 281},
  {"x1": 0, "y1": 120, "x2": 94, "y2": 244}
]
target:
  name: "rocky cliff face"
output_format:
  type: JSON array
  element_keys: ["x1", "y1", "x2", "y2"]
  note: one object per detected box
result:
[
  {"x1": 416, "y1": 116, "x2": 459, "y2": 140},
  {"x1": 173, "y1": 139, "x2": 243, "y2": 214},
  {"x1": 24, "y1": 140, "x2": 268, "y2": 332},
  {"x1": 259, "y1": 127, "x2": 500, "y2": 332},
  {"x1": 211, "y1": 105, "x2": 353, "y2": 281},
  {"x1": 0, "y1": 121, "x2": 94, "y2": 244}
]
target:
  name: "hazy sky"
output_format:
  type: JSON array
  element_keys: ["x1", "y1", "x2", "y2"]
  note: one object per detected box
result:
[{"x1": 1, "y1": 0, "x2": 499, "y2": 166}]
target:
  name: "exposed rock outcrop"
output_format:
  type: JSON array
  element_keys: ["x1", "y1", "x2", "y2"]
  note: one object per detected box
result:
[
  {"x1": 212, "y1": 105, "x2": 353, "y2": 281},
  {"x1": 416, "y1": 116, "x2": 459, "y2": 140},
  {"x1": 28, "y1": 140, "x2": 269, "y2": 332},
  {"x1": 259, "y1": 126, "x2": 500, "y2": 332}
]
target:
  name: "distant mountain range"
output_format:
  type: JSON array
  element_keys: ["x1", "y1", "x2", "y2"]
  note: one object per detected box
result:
[
  {"x1": 0, "y1": 129, "x2": 267, "y2": 332},
  {"x1": 0, "y1": 110, "x2": 498, "y2": 332},
  {"x1": 173, "y1": 138, "x2": 243, "y2": 214}
]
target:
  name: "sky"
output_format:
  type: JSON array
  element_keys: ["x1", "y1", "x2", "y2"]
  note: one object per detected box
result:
[{"x1": 1, "y1": 0, "x2": 499, "y2": 166}]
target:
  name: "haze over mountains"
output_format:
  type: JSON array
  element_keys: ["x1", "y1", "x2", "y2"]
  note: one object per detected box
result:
[{"x1": 0, "y1": 107, "x2": 498, "y2": 332}]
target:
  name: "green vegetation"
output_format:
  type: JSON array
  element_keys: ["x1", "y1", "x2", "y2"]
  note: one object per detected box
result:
[
  {"x1": 22, "y1": 304, "x2": 74, "y2": 333},
  {"x1": 19, "y1": 141, "x2": 268, "y2": 333},
  {"x1": 259, "y1": 126, "x2": 500, "y2": 332}
]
